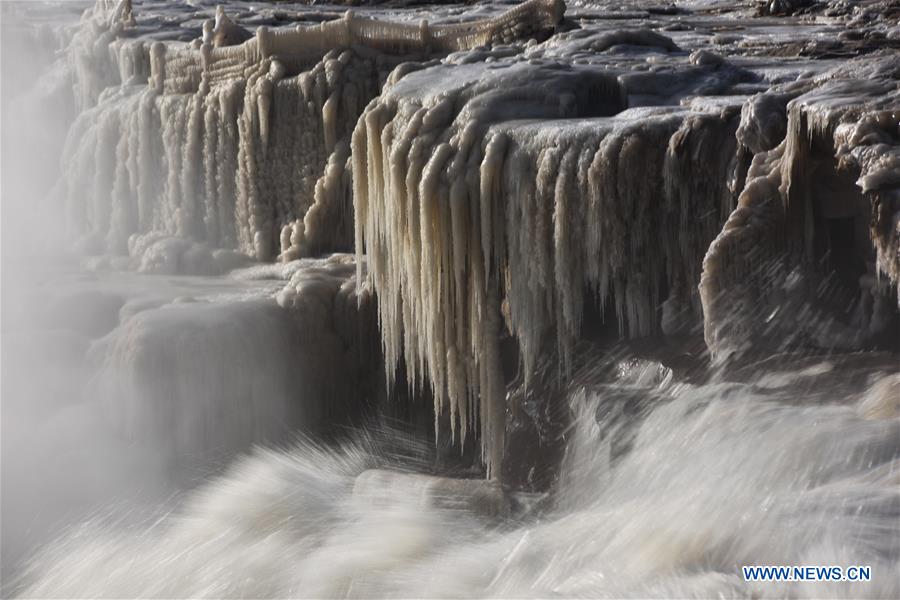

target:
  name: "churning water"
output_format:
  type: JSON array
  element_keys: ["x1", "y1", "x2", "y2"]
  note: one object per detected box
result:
[{"x1": 8, "y1": 350, "x2": 900, "y2": 598}]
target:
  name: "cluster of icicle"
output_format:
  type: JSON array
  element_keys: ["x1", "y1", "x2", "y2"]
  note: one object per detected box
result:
[
  {"x1": 62, "y1": 39, "x2": 380, "y2": 263},
  {"x1": 700, "y1": 55, "x2": 900, "y2": 356},
  {"x1": 352, "y1": 62, "x2": 741, "y2": 474},
  {"x1": 61, "y1": 0, "x2": 565, "y2": 266}
]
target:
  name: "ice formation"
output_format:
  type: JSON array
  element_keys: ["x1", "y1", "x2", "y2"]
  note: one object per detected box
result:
[
  {"x1": 12, "y1": 0, "x2": 900, "y2": 478},
  {"x1": 349, "y1": 14, "x2": 899, "y2": 470},
  {"x1": 700, "y1": 56, "x2": 900, "y2": 356},
  {"x1": 92, "y1": 262, "x2": 372, "y2": 463},
  {"x1": 61, "y1": 42, "x2": 383, "y2": 263},
  {"x1": 352, "y1": 41, "x2": 749, "y2": 472},
  {"x1": 60, "y1": 0, "x2": 565, "y2": 266}
]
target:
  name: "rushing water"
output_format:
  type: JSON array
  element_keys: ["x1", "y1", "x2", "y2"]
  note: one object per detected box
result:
[
  {"x1": 12, "y1": 373, "x2": 900, "y2": 598},
  {"x1": 5, "y1": 293, "x2": 899, "y2": 598}
]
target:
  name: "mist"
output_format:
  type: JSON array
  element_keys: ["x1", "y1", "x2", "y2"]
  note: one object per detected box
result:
[{"x1": 1, "y1": 2, "x2": 361, "y2": 586}]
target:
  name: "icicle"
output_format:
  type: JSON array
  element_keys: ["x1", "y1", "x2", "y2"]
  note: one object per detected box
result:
[{"x1": 350, "y1": 58, "x2": 774, "y2": 474}]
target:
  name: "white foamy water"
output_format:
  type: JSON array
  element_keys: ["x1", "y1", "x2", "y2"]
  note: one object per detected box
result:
[
  {"x1": 0, "y1": 257, "x2": 373, "y2": 590},
  {"x1": 10, "y1": 360, "x2": 899, "y2": 599}
]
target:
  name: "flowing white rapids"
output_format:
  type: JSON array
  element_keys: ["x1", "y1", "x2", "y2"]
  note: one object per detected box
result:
[{"x1": 10, "y1": 359, "x2": 900, "y2": 599}]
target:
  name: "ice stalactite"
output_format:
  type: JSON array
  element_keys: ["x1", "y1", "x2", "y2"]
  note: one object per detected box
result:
[
  {"x1": 232, "y1": 48, "x2": 383, "y2": 261},
  {"x1": 700, "y1": 55, "x2": 900, "y2": 358},
  {"x1": 61, "y1": 43, "x2": 382, "y2": 267},
  {"x1": 353, "y1": 58, "x2": 742, "y2": 474},
  {"x1": 279, "y1": 141, "x2": 354, "y2": 261},
  {"x1": 662, "y1": 112, "x2": 743, "y2": 335},
  {"x1": 59, "y1": 0, "x2": 565, "y2": 267}
]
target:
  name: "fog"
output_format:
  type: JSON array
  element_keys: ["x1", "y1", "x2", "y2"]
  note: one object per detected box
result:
[{"x1": 1, "y1": 3, "x2": 356, "y2": 587}]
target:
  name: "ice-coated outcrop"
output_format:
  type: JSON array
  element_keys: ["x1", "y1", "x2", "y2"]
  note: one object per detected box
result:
[
  {"x1": 61, "y1": 44, "x2": 383, "y2": 262},
  {"x1": 59, "y1": 0, "x2": 565, "y2": 265},
  {"x1": 85, "y1": 254, "x2": 377, "y2": 465},
  {"x1": 701, "y1": 55, "x2": 900, "y2": 357},
  {"x1": 351, "y1": 42, "x2": 748, "y2": 473},
  {"x1": 349, "y1": 14, "x2": 899, "y2": 470}
]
